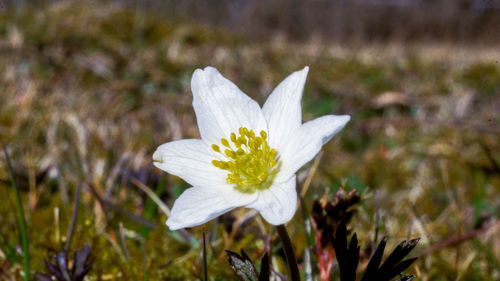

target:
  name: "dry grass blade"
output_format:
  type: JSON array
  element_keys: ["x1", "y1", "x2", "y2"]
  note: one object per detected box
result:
[{"x1": 131, "y1": 178, "x2": 171, "y2": 216}]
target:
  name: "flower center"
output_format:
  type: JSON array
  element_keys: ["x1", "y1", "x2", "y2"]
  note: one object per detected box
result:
[{"x1": 211, "y1": 127, "x2": 279, "y2": 193}]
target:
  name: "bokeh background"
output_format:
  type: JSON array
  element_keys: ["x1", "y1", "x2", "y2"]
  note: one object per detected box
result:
[{"x1": 0, "y1": 0, "x2": 499, "y2": 280}]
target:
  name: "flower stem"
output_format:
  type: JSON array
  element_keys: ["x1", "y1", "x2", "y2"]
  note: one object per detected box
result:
[
  {"x1": 276, "y1": 224, "x2": 300, "y2": 281},
  {"x1": 202, "y1": 228, "x2": 208, "y2": 281}
]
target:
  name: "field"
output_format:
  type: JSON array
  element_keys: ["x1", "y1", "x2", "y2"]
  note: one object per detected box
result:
[{"x1": 1, "y1": 2, "x2": 500, "y2": 280}]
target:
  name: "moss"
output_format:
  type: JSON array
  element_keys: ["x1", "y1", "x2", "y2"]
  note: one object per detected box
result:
[{"x1": 460, "y1": 63, "x2": 500, "y2": 96}]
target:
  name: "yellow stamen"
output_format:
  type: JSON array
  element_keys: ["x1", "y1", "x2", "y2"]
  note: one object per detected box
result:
[
  {"x1": 211, "y1": 144, "x2": 221, "y2": 153},
  {"x1": 211, "y1": 127, "x2": 280, "y2": 193}
]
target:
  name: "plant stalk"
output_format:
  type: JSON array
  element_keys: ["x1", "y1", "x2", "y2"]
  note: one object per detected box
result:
[
  {"x1": 203, "y1": 228, "x2": 208, "y2": 281},
  {"x1": 3, "y1": 144, "x2": 30, "y2": 281},
  {"x1": 276, "y1": 224, "x2": 300, "y2": 281}
]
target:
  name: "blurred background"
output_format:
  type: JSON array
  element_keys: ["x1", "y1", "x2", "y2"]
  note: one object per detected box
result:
[
  {"x1": 5, "y1": 0, "x2": 500, "y2": 44},
  {"x1": 0, "y1": 0, "x2": 499, "y2": 280}
]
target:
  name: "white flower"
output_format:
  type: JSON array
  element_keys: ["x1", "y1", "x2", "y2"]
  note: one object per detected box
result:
[{"x1": 153, "y1": 66, "x2": 350, "y2": 230}]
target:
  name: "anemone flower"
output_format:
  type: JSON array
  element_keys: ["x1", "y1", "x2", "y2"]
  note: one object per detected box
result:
[{"x1": 153, "y1": 66, "x2": 349, "y2": 230}]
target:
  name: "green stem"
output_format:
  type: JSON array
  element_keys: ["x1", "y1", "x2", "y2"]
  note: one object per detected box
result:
[
  {"x1": 3, "y1": 144, "x2": 30, "y2": 281},
  {"x1": 276, "y1": 224, "x2": 300, "y2": 281}
]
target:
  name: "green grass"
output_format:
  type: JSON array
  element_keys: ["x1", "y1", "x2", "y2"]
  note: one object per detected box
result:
[
  {"x1": 2, "y1": 145, "x2": 30, "y2": 281},
  {"x1": 0, "y1": 2, "x2": 500, "y2": 280}
]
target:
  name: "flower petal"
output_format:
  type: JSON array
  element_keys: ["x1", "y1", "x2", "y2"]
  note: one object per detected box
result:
[
  {"x1": 262, "y1": 67, "x2": 309, "y2": 150},
  {"x1": 275, "y1": 115, "x2": 350, "y2": 182},
  {"x1": 166, "y1": 186, "x2": 257, "y2": 230},
  {"x1": 191, "y1": 67, "x2": 267, "y2": 145},
  {"x1": 153, "y1": 139, "x2": 228, "y2": 188},
  {"x1": 246, "y1": 176, "x2": 297, "y2": 225}
]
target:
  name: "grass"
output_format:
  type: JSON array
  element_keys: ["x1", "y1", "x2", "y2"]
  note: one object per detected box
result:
[
  {"x1": 2, "y1": 144, "x2": 30, "y2": 281},
  {"x1": 0, "y1": 1, "x2": 499, "y2": 280}
]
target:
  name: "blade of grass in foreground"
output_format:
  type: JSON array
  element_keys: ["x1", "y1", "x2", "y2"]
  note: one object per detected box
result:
[{"x1": 2, "y1": 144, "x2": 30, "y2": 281}]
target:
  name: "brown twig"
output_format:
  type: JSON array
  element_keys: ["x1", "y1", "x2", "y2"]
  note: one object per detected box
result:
[
  {"x1": 419, "y1": 220, "x2": 500, "y2": 257},
  {"x1": 364, "y1": 116, "x2": 500, "y2": 135}
]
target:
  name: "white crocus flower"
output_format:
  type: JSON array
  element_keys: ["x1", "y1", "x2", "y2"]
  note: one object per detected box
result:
[{"x1": 153, "y1": 66, "x2": 350, "y2": 230}]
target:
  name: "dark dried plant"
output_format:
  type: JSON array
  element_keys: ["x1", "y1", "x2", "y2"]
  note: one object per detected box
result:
[
  {"x1": 332, "y1": 221, "x2": 419, "y2": 281},
  {"x1": 311, "y1": 188, "x2": 361, "y2": 281},
  {"x1": 35, "y1": 244, "x2": 93, "y2": 281},
  {"x1": 359, "y1": 235, "x2": 419, "y2": 281}
]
